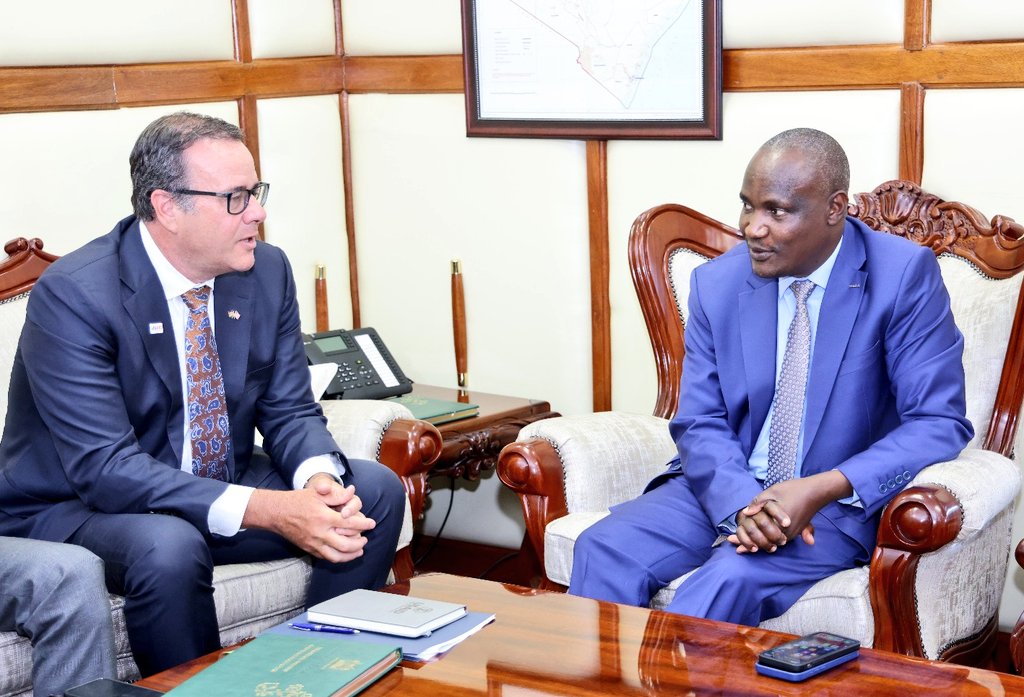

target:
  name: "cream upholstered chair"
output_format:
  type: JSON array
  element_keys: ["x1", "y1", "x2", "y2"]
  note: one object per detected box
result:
[
  {"x1": 0, "y1": 237, "x2": 441, "y2": 694},
  {"x1": 498, "y1": 181, "x2": 1024, "y2": 665}
]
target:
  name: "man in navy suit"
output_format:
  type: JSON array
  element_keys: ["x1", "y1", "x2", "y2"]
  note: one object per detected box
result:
[
  {"x1": 0, "y1": 112, "x2": 405, "y2": 675},
  {"x1": 569, "y1": 128, "x2": 973, "y2": 625}
]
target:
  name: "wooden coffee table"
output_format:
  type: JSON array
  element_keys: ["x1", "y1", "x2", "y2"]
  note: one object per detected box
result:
[{"x1": 138, "y1": 573, "x2": 1024, "y2": 695}]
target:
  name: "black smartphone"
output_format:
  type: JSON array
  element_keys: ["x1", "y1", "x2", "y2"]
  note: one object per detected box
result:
[
  {"x1": 755, "y1": 632, "x2": 860, "y2": 682},
  {"x1": 63, "y1": 677, "x2": 164, "y2": 697}
]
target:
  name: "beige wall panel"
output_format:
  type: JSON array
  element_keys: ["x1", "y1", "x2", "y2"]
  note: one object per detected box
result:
[
  {"x1": 923, "y1": 88, "x2": 1024, "y2": 631},
  {"x1": 608, "y1": 90, "x2": 900, "y2": 416},
  {"x1": 257, "y1": 96, "x2": 351, "y2": 334},
  {"x1": 923, "y1": 89, "x2": 1024, "y2": 221},
  {"x1": 348, "y1": 92, "x2": 588, "y2": 547},
  {"x1": 932, "y1": 0, "x2": 1024, "y2": 43},
  {"x1": 723, "y1": 0, "x2": 903, "y2": 49},
  {"x1": 0, "y1": 103, "x2": 238, "y2": 257},
  {"x1": 249, "y1": 0, "x2": 337, "y2": 59},
  {"x1": 0, "y1": 1, "x2": 233, "y2": 66},
  {"x1": 340, "y1": 0, "x2": 463, "y2": 56}
]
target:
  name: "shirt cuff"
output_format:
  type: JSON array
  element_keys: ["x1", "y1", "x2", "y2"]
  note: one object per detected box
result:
[
  {"x1": 207, "y1": 484, "x2": 255, "y2": 536},
  {"x1": 293, "y1": 453, "x2": 346, "y2": 490}
]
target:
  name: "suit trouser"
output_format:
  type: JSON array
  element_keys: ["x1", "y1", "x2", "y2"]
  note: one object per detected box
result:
[
  {"x1": 68, "y1": 457, "x2": 405, "y2": 677},
  {"x1": 568, "y1": 473, "x2": 868, "y2": 625},
  {"x1": 0, "y1": 536, "x2": 117, "y2": 697}
]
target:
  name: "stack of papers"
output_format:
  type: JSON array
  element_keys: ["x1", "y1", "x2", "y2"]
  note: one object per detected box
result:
[{"x1": 271, "y1": 610, "x2": 495, "y2": 662}]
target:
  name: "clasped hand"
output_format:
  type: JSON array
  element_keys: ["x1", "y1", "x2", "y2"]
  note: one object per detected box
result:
[
  {"x1": 245, "y1": 473, "x2": 376, "y2": 564},
  {"x1": 727, "y1": 478, "x2": 820, "y2": 554}
]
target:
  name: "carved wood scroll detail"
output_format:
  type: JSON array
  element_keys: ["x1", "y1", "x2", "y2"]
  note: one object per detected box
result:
[{"x1": 849, "y1": 180, "x2": 1024, "y2": 279}]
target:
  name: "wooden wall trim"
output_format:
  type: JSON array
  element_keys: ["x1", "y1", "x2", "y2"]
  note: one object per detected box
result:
[
  {"x1": 724, "y1": 42, "x2": 1024, "y2": 91},
  {"x1": 340, "y1": 91, "x2": 361, "y2": 328},
  {"x1": 899, "y1": 82, "x2": 925, "y2": 183},
  {"x1": 0, "y1": 58, "x2": 345, "y2": 113},
  {"x1": 6, "y1": 40, "x2": 1024, "y2": 115},
  {"x1": 341, "y1": 55, "x2": 464, "y2": 93},
  {"x1": 904, "y1": 0, "x2": 931, "y2": 51},
  {"x1": 587, "y1": 141, "x2": 611, "y2": 412}
]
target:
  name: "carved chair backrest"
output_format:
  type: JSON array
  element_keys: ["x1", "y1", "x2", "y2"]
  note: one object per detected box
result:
[
  {"x1": 629, "y1": 180, "x2": 1024, "y2": 458},
  {"x1": 0, "y1": 238, "x2": 58, "y2": 439}
]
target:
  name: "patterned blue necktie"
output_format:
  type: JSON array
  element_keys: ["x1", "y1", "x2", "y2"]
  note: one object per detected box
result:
[
  {"x1": 182, "y1": 286, "x2": 230, "y2": 480},
  {"x1": 765, "y1": 280, "x2": 815, "y2": 488}
]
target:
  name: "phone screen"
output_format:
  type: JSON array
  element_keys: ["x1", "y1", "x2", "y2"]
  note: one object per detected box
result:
[{"x1": 758, "y1": 632, "x2": 860, "y2": 671}]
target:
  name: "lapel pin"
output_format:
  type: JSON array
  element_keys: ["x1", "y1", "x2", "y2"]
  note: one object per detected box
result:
[
  {"x1": 148, "y1": 322, "x2": 164, "y2": 335},
  {"x1": 849, "y1": 283, "x2": 861, "y2": 288},
  {"x1": 227, "y1": 310, "x2": 241, "y2": 320}
]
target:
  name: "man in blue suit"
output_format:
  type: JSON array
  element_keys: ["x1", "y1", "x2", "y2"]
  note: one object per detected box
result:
[
  {"x1": 0, "y1": 112, "x2": 405, "y2": 675},
  {"x1": 569, "y1": 128, "x2": 973, "y2": 625}
]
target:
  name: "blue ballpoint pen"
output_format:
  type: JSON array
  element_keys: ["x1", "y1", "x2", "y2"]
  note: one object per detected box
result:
[{"x1": 290, "y1": 621, "x2": 361, "y2": 635}]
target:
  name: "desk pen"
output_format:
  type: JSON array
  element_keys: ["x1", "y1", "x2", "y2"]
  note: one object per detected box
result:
[{"x1": 290, "y1": 621, "x2": 361, "y2": 635}]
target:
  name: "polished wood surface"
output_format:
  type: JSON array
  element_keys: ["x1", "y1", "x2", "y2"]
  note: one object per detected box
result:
[
  {"x1": 138, "y1": 573, "x2": 1024, "y2": 695},
  {"x1": 499, "y1": 182, "x2": 1024, "y2": 662},
  {"x1": 587, "y1": 140, "x2": 611, "y2": 413},
  {"x1": 0, "y1": 238, "x2": 58, "y2": 301},
  {"x1": 451, "y1": 260, "x2": 468, "y2": 388},
  {"x1": 413, "y1": 384, "x2": 558, "y2": 481}
]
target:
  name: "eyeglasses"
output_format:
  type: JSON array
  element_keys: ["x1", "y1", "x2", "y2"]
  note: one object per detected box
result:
[{"x1": 169, "y1": 181, "x2": 270, "y2": 215}]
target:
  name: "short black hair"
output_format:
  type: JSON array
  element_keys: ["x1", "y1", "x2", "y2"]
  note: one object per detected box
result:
[{"x1": 759, "y1": 128, "x2": 850, "y2": 196}]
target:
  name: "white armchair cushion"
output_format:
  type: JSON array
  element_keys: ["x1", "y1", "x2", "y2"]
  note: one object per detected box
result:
[
  {"x1": 545, "y1": 511, "x2": 610, "y2": 587},
  {"x1": 519, "y1": 412, "x2": 675, "y2": 514},
  {"x1": 318, "y1": 398, "x2": 414, "y2": 460},
  {"x1": 938, "y1": 256, "x2": 1024, "y2": 450},
  {"x1": 0, "y1": 293, "x2": 29, "y2": 443},
  {"x1": 911, "y1": 448, "x2": 1021, "y2": 658}
]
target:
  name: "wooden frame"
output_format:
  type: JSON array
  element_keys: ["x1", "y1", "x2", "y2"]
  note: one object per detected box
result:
[{"x1": 460, "y1": 0, "x2": 722, "y2": 139}]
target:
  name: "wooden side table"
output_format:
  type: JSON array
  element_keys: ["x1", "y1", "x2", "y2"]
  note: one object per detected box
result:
[{"x1": 411, "y1": 383, "x2": 559, "y2": 480}]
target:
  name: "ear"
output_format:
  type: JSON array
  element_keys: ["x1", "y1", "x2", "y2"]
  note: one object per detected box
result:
[
  {"x1": 150, "y1": 189, "x2": 181, "y2": 231},
  {"x1": 826, "y1": 190, "x2": 849, "y2": 226}
]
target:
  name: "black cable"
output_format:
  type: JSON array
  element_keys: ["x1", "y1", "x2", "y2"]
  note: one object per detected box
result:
[
  {"x1": 413, "y1": 476, "x2": 456, "y2": 567},
  {"x1": 478, "y1": 550, "x2": 519, "y2": 580}
]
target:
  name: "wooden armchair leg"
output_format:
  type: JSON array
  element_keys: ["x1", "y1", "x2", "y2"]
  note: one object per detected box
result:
[
  {"x1": 497, "y1": 438, "x2": 571, "y2": 589},
  {"x1": 378, "y1": 418, "x2": 442, "y2": 582}
]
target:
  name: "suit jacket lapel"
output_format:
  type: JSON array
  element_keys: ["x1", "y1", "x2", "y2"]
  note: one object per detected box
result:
[
  {"x1": 739, "y1": 274, "x2": 779, "y2": 454},
  {"x1": 212, "y1": 272, "x2": 253, "y2": 432},
  {"x1": 119, "y1": 220, "x2": 184, "y2": 465},
  {"x1": 802, "y1": 220, "x2": 867, "y2": 457}
]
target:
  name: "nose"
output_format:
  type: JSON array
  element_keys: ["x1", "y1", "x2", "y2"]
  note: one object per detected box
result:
[
  {"x1": 243, "y1": 198, "x2": 267, "y2": 225},
  {"x1": 742, "y1": 210, "x2": 768, "y2": 239}
]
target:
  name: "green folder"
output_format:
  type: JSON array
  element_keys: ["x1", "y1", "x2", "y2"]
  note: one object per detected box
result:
[{"x1": 165, "y1": 633, "x2": 401, "y2": 697}]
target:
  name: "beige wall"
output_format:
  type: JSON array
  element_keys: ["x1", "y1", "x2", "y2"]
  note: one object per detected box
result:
[{"x1": 4, "y1": 1, "x2": 1024, "y2": 630}]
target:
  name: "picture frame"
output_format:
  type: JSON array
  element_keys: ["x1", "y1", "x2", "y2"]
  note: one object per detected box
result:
[{"x1": 460, "y1": 0, "x2": 722, "y2": 140}]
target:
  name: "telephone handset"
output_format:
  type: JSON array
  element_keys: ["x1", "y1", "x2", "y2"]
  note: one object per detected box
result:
[{"x1": 302, "y1": 327, "x2": 413, "y2": 400}]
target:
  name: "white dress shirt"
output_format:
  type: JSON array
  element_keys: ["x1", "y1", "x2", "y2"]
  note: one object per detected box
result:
[{"x1": 139, "y1": 221, "x2": 341, "y2": 535}]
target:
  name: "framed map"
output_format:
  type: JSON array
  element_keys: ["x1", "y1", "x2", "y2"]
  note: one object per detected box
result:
[{"x1": 461, "y1": 0, "x2": 722, "y2": 140}]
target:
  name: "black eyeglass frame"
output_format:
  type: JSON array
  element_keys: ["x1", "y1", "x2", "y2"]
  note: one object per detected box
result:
[{"x1": 168, "y1": 181, "x2": 270, "y2": 215}]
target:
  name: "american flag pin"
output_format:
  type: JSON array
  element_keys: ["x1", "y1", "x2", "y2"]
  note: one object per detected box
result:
[
  {"x1": 227, "y1": 310, "x2": 241, "y2": 320},
  {"x1": 149, "y1": 322, "x2": 164, "y2": 334}
]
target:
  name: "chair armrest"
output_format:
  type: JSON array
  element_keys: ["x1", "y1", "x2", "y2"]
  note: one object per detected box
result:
[
  {"x1": 870, "y1": 448, "x2": 1021, "y2": 660},
  {"x1": 497, "y1": 412, "x2": 674, "y2": 589},
  {"x1": 319, "y1": 399, "x2": 442, "y2": 523}
]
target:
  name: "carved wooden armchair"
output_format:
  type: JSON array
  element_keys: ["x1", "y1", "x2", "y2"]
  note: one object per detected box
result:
[{"x1": 497, "y1": 181, "x2": 1024, "y2": 664}]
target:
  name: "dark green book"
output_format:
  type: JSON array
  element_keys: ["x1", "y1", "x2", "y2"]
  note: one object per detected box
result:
[
  {"x1": 387, "y1": 393, "x2": 479, "y2": 425},
  {"x1": 165, "y1": 633, "x2": 401, "y2": 697}
]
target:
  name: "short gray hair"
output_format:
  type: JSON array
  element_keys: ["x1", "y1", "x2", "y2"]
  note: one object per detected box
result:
[
  {"x1": 129, "y1": 112, "x2": 244, "y2": 221},
  {"x1": 759, "y1": 128, "x2": 850, "y2": 196}
]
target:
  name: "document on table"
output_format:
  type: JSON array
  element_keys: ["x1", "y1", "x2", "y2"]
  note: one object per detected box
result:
[{"x1": 271, "y1": 610, "x2": 495, "y2": 662}]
